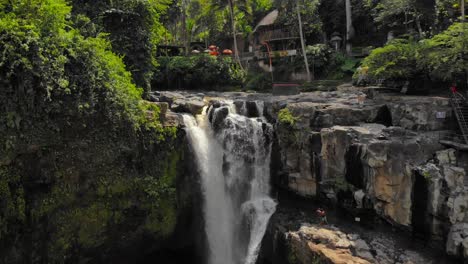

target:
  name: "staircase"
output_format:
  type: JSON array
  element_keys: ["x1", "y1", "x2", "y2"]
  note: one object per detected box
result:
[{"x1": 450, "y1": 92, "x2": 468, "y2": 144}]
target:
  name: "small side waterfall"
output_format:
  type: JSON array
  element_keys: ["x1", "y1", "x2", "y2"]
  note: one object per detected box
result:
[{"x1": 183, "y1": 100, "x2": 276, "y2": 264}]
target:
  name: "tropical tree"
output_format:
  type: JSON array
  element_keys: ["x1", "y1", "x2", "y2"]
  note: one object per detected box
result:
[
  {"x1": 71, "y1": 0, "x2": 172, "y2": 95},
  {"x1": 210, "y1": 0, "x2": 253, "y2": 68}
]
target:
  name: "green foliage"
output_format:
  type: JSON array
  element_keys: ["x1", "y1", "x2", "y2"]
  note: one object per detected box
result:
[
  {"x1": 305, "y1": 44, "x2": 336, "y2": 78},
  {"x1": 287, "y1": 249, "x2": 299, "y2": 264},
  {"x1": 418, "y1": 23, "x2": 468, "y2": 81},
  {"x1": 274, "y1": 0, "x2": 322, "y2": 40},
  {"x1": 356, "y1": 39, "x2": 420, "y2": 81},
  {"x1": 308, "y1": 44, "x2": 360, "y2": 79},
  {"x1": 154, "y1": 55, "x2": 246, "y2": 89},
  {"x1": 274, "y1": 44, "x2": 358, "y2": 80},
  {"x1": 0, "y1": 1, "x2": 180, "y2": 262},
  {"x1": 422, "y1": 170, "x2": 432, "y2": 180},
  {"x1": 0, "y1": 167, "x2": 25, "y2": 240},
  {"x1": 358, "y1": 23, "x2": 467, "y2": 84},
  {"x1": 245, "y1": 70, "x2": 272, "y2": 91},
  {"x1": 278, "y1": 108, "x2": 298, "y2": 127},
  {"x1": 163, "y1": 0, "x2": 272, "y2": 46},
  {"x1": 0, "y1": 0, "x2": 171, "y2": 140},
  {"x1": 71, "y1": 0, "x2": 172, "y2": 94}
]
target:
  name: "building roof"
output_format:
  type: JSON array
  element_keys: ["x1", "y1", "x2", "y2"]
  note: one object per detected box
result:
[{"x1": 253, "y1": 10, "x2": 279, "y2": 32}]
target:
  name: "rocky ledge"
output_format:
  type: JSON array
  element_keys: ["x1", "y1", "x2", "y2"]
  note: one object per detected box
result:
[
  {"x1": 284, "y1": 224, "x2": 442, "y2": 264},
  {"x1": 150, "y1": 87, "x2": 468, "y2": 261}
]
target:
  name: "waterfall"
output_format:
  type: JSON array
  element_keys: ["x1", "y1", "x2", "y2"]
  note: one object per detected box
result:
[{"x1": 183, "y1": 100, "x2": 276, "y2": 264}]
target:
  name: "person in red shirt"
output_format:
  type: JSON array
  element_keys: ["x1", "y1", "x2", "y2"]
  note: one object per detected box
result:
[
  {"x1": 316, "y1": 208, "x2": 328, "y2": 225},
  {"x1": 451, "y1": 83, "x2": 458, "y2": 94}
]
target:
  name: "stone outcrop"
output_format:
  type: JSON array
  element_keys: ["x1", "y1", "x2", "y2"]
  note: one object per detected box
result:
[
  {"x1": 266, "y1": 90, "x2": 466, "y2": 261},
  {"x1": 416, "y1": 148, "x2": 468, "y2": 259},
  {"x1": 150, "y1": 91, "x2": 206, "y2": 116},
  {"x1": 263, "y1": 220, "x2": 434, "y2": 264},
  {"x1": 287, "y1": 225, "x2": 372, "y2": 264}
]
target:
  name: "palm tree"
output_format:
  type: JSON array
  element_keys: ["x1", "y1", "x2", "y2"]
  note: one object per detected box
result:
[
  {"x1": 228, "y1": 0, "x2": 242, "y2": 68},
  {"x1": 213, "y1": 0, "x2": 249, "y2": 69}
]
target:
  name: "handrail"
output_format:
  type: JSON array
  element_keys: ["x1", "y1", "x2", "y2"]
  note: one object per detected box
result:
[{"x1": 450, "y1": 92, "x2": 468, "y2": 144}]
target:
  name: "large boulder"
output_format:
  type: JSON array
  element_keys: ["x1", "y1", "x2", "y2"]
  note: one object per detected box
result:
[
  {"x1": 384, "y1": 95, "x2": 453, "y2": 131},
  {"x1": 282, "y1": 224, "x2": 433, "y2": 264},
  {"x1": 286, "y1": 225, "x2": 372, "y2": 264}
]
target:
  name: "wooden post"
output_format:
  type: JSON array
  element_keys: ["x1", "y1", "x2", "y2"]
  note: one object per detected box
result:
[
  {"x1": 462, "y1": 0, "x2": 465, "y2": 22},
  {"x1": 297, "y1": 2, "x2": 312, "y2": 82},
  {"x1": 345, "y1": 0, "x2": 353, "y2": 56}
]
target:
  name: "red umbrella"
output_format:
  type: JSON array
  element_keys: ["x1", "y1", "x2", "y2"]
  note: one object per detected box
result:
[{"x1": 222, "y1": 49, "x2": 233, "y2": 55}]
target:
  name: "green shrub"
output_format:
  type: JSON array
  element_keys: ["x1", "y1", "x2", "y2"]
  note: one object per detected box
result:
[
  {"x1": 356, "y1": 23, "x2": 467, "y2": 85},
  {"x1": 154, "y1": 55, "x2": 245, "y2": 90},
  {"x1": 278, "y1": 108, "x2": 298, "y2": 127},
  {"x1": 71, "y1": 0, "x2": 172, "y2": 94},
  {"x1": 273, "y1": 44, "x2": 359, "y2": 81},
  {"x1": 356, "y1": 39, "x2": 420, "y2": 82},
  {"x1": 245, "y1": 70, "x2": 272, "y2": 91},
  {"x1": 418, "y1": 23, "x2": 468, "y2": 81}
]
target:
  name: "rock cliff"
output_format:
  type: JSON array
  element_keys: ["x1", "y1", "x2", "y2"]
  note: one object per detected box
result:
[{"x1": 151, "y1": 88, "x2": 468, "y2": 262}]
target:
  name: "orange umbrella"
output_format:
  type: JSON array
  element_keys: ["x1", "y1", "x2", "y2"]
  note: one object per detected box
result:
[{"x1": 222, "y1": 49, "x2": 233, "y2": 55}]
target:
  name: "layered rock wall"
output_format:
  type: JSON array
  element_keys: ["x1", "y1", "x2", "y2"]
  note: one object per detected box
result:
[{"x1": 269, "y1": 91, "x2": 467, "y2": 260}]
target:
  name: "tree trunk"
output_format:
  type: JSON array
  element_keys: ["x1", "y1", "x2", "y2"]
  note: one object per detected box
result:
[
  {"x1": 345, "y1": 0, "x2": 353, "y2": 56},
  {"x1": 415, "y1": 14, "x2": 423, "y2": 37},
  {"x1": 228, "y1": 0, "x2": 243, "y2": 70},
  {"x1": 182, "y1": 0, "x2": 189, "y2": 55},
  {"x1": 297, "y1": 2, "x2": 312, "y2": 81},
  {"x1": 462, "y1": 0, "x2": 465, "y2": 21}
]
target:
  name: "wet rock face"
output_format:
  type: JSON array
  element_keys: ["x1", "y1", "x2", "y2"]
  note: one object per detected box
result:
[
  {"x1": 265, "y1": 90, "x2": 464, "y2": 260},
  {"x1": 416, "y1": 149, "x2": 468, "y2": 259}
]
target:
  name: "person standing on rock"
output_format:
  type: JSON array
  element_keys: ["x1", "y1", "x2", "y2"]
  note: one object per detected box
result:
[
  {"x1": 316, "y1": 208, "x2": 328, "y2": 225},
  {"x1": 451, "y1": 82, "x2": 466, "y2": 101},
  {"x1": 357, "y1": 92, "x2": 366, "y2": 107}
]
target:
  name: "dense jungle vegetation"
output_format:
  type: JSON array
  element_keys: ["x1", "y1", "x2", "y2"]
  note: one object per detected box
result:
[
  {"x1": 156, "y1": 0, "x2": 466, "y2": 90},
  {"x1": 0, "y1": 0, "x2": 466, "y2": 263}
]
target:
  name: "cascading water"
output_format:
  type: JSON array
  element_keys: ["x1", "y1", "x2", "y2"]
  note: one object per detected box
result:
[{"x1": 183, "y1": 100, "x2": 276, "y2": 264}]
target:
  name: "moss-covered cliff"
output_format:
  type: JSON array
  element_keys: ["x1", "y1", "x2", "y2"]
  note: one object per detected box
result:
[{"x1": 0, "y1": 1, "x2": 192, "y2": 263}]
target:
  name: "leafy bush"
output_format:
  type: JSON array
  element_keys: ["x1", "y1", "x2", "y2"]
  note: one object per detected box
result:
[
  {"x1": 418, "y1": 23, "x2": 468, "y2": 81},
  {"x1": 356, "y1": 23, "x2": 467, "y2": 85},
  {"x1": 278, "y1": 108, "x2": 298, "y2": 127},
  {"x1": 154, "y1": 55, "x2": 246, "y2": 90},
  {"x1": 274, "y1": 44, "x2": 359, "y2": 81},
  {"x1": 245, "y1": 71, "x2": 272, "y2": 91},
  {"x1": 356, "y1": 39, "x2": 420, "y2": 82},
  {"x1": 306, "y1": 44, "x2": 335, "y2": 78},
  {"x1": 71, "y1": 0, "x2": 172, "y2": 94},
  {"x1": 328, "y1": 53, "x2": 361, "y2": 80}
]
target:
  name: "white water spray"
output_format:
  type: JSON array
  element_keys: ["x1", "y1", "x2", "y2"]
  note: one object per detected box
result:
[{"x1": 183, "y1": 101, "x2": 276, "y2": 264}]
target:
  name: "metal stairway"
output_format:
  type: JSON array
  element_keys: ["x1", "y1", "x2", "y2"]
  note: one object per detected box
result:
[{"x1": 450, "y1": 92, "x2": 468, "y2": 144}]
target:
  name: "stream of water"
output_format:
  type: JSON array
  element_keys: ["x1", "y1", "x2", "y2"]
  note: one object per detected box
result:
[{"x1": 183, "y1": 101, "x2": 276, "y2": 264}]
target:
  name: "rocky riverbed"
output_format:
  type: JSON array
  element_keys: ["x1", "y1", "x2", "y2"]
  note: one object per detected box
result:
[{"x1": 150, "y1": 86, "x2": 468, "y2": 263}]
